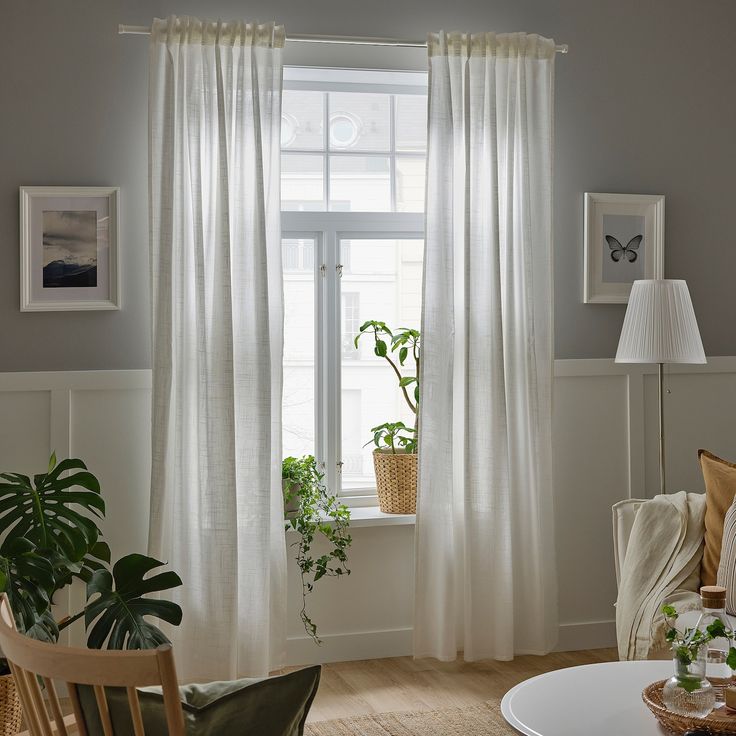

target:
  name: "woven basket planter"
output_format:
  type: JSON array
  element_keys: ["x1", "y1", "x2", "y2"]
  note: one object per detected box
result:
[
  {"x1": 373, "y1": 449, "x2": 417, "y2": 514},
  {"x1": 0, "y1": 673, "x2": 22, "y2": 736}
]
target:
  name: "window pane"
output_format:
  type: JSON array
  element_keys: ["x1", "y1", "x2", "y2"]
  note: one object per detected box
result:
[
  {"x1": 281, "y1": 153, "x2": 325, "y2": 211},
  {"x1": 282, "y1": 90, "x2": 324, "y2": 150},
  {"x1": 283, "y1": 238, "x2": 315, "y2": 273},
  {"x1": 283, "y1": 238, "x2": 316, "y2": 461},
  {"x1": 396, "y1": 156, "x2": 425, "y2": 213},
  {"x1": 329, "y1": 155, "x2": 391, "y2": 212},
  {"x1": 395, "y1": 95, "x2": 427, "y2": 152},
  {"x1": 329, "y1": 92, "x2": 390, "y2": 151},
  {"x1": 340, "y1": 239, "x2": 423, "y2": 492}
]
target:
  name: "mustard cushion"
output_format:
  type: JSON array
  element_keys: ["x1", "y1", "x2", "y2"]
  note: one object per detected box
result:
[{"x1": 699, "y1": 449, "x2": 736, "y2": 587}]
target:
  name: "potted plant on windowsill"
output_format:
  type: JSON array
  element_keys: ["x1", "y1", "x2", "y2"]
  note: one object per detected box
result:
[
  {"x1": 354, "y1": 321, "x2": 420, "y2": 514},
  {"x1": 366, "y1": 421, "x2": 418, "y2": 514},
  {"x1": 282, "y1": 455, "x2": 351, "y2": 644},
  {"x1": 0, "y1": 454, "x2": 183, "y2": 733}
]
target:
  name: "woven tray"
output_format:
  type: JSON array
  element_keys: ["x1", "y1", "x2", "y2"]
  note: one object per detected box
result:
[{"x1": 643, "y1": 679, "x2": 736, "y2": 735}]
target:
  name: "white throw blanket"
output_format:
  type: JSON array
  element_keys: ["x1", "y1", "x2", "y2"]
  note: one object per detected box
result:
[{"x1": 616, "y1": 491, "x2": 706, "y2": 660}]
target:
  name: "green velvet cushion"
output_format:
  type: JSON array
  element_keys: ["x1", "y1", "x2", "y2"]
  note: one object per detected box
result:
[{"x1": 78, "y1": 665, "x2": 321, "y2": 736}]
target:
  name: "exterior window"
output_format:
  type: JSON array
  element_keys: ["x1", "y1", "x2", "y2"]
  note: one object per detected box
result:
[
  {"x1": 281, "y1": 68, "x2": 427, "y2": 505},
  {"x1": 283, "y1": 238, "x2": 314, "y2": 273},
  {"x1": 341, "y1": 292, "x2": 360, "y2": 360}
]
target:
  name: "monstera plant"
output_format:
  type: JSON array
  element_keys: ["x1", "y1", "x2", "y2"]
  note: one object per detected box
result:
[{"x1": 0, "y1": 453, "x2": 182, "y2": 674}]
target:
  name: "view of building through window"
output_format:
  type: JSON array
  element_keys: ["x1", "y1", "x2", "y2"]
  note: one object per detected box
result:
[
  {"x1": 281, "y1": 69, "x2": 427, "y2": 500},
  {"x1": 281, "y1": 89, "x2": 426, "y2": 213}
]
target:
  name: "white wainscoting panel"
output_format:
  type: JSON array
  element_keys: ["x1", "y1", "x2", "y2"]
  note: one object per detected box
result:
[
  {"x1": 0, "y1": 360, "x2": 733, "y2": 663},
  {"x1": 643, "y1": 362, "x2": 736, "y2": 496},
  {"x1": 0, "y1": 390, "x2": 50, "y2": 471},
  {"x1": 553, "y1": 373, "x2": 629, "y2": 630},
  {"x1": 71, "y1": 387, "x2": 152, "y2": 560}
]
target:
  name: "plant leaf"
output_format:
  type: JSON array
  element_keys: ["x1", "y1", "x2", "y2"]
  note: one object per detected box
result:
[
  {"x1": 84, "y1": 554, "x2": 182, "y2": 650},
  {"x1": 0, "y1": 457, "x2": 104, "y2": 566},
  {"x1": 0, "y1": 537, "x2": 55, "y2": 637}
]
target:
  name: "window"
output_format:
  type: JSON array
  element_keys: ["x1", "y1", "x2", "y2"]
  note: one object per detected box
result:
[{"x1": 282, "y1": 68, "x2": 427, "y2": 505}]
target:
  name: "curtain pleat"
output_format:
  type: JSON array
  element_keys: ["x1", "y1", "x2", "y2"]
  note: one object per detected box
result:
[
  {"x1": 148, "y1": 15, "x2": 286, "y2": 680},
  {"x1": 415, "y1": 31, "x2": 558, "y2": 661}
]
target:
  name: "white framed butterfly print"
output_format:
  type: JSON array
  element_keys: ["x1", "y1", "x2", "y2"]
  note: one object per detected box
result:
[{"x1": 583, "y1": 192, "x2": 664, "y2": 303}]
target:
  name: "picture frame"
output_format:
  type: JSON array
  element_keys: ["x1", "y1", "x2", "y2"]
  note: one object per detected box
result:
[
  {"x1": 583, "y1": 192, "x2": 664, "y2": 304},
  {"x1": 20, "y1": 186, "x2": 120, "y2": 312}
]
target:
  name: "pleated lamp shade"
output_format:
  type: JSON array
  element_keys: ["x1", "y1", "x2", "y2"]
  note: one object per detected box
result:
[{"x1": 615, "y1": 280, "x2": 706, "y2": 364}]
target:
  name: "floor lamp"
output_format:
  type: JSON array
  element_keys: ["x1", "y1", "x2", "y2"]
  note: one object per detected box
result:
[{"x1": 615, "y1": 280, "x2": 706, "y2": 495}]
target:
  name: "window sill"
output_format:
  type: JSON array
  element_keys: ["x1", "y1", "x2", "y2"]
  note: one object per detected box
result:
[
  {"x1": 345, "y1": 506, "x2": 416, "y2": 527},
  {"x1": 285, "y1": 506, "x2": 415, "y2": 531}
]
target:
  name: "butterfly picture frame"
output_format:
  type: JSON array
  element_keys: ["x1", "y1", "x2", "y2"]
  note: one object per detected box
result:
[{"x1": 584, "y1": 192, "x2": 664, "y2": 303}]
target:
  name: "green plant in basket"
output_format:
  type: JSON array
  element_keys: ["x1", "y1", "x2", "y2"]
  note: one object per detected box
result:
[
  {"x1": 366, "y1": 421, "x2": 417, "y2": 455},
  {"x1": 354, "y1": 321, "x2": 420, "y2": 436},
  {"x1": 0, "y1": 453, "x2": 183, "y2": 675},
  {"x1": 283, "y1": 455, "x2": 351, "y2": 645}
]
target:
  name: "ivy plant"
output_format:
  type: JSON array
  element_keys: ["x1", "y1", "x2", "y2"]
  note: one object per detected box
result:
[
  {"x1": 662, "y1": 603, "x2": 736, "y2": 692},
  {"x1": 0, "y1": 454, "x2": 183, "y2": 675},
  {"x1": 354, "y1": 320, "x2": 420, "y2": 448},
  {"x1": 283, "y1": 455, "x2": 351, "y2": 644}
]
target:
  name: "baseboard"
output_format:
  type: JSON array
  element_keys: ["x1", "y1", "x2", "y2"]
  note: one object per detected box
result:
[
  {"x1": 287, "y1": 626, "x2": 413, "y2": 665},
  {"x1": 555, "y1": 619, "x2": 617, "y2": 652},
  {"x1": 287, "y1": 620, "x2": 617, "y2": 665}
]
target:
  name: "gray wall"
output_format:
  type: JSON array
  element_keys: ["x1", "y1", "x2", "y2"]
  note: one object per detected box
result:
[{"x1": 2, "y1": 0, "x2": 735, "y2": 370}]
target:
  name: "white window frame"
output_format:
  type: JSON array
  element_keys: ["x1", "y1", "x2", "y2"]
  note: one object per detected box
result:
[{"x1": 282, "y1": 68, "x2": 427, "y2": 506}]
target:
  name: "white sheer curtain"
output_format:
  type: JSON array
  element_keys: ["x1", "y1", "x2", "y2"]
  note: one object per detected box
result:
[
  {"x1": 148, "y1": 16, "x2": 286, "y2": 681},
  {"x1": 415, "y1": 31, "x2": 558, "y2": 661}
]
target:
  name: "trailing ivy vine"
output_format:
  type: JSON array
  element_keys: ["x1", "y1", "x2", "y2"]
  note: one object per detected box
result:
[{"x1": 283, "y1": 455, "x2": 351, "y2": 644}]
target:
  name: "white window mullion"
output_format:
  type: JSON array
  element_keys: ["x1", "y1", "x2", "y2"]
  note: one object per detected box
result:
[
  {"x1": 323, "y1": 228, "x2": 341, "y2": 495},
  {"x1": 324, "y1": 92, "x2": 331, "y2": 211},
  {"x1": 314, "y1": 232, "x2": 328, "y2": 476},
  {"x1": 389, "y1": 95, "x2": 397, "y2": 212}
]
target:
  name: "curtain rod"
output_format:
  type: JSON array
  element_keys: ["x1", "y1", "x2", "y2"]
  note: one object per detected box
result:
[{"x1": 118, "y1": 25, "x2": 569, "y2": 54}]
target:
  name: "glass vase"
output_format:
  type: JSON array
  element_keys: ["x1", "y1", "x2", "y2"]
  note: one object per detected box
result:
[{"x1": 662, "y1": 648, "x2": 716, "y2": 718}]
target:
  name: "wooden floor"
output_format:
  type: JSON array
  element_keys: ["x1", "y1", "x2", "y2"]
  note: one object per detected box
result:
[
  {"x1": 52, "y1": 647, "x2": 618, "y2": 728},
  {"x1": 291, "y1": 648, "x2": 619, "y2": 722}
]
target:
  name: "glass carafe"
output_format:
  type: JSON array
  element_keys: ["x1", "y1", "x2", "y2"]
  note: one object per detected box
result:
[
  {"x1": 662, "y1": 645, "x2": 716, "y2": 718},
  {"x1": 694, "y1": 585, "x2": 734, "y2": 704}
]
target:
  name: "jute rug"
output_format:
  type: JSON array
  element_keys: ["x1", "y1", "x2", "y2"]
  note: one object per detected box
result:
[{"x1": 304, "y1": 703, "x2": 515, "y2": 735}]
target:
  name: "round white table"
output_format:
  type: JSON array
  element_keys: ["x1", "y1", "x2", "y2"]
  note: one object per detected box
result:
[{"x1": 501, "y1": 660, "x2": 674, "y2": 735}]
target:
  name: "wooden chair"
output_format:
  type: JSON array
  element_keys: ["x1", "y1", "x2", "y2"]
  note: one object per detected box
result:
[{"x1": 0, "y1": 594, "x2": 186, "y2": 735}]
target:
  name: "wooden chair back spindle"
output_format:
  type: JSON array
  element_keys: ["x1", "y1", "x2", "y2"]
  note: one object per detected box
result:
[{"x1": 0, "y1": 594, "x2": 186, "y2": 736}]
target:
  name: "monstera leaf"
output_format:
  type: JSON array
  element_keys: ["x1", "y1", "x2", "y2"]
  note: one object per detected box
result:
[
  {"x1": 0, "y1": 537, "x2": 57, "y2": 640},
  {"x1": 84, "y1": 554, "x2": 183, "y2": 650},
  {"x1": 0, "y1": 454, "x2": 105, "y2": 566}
]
